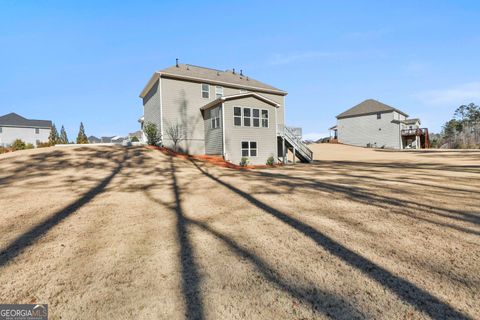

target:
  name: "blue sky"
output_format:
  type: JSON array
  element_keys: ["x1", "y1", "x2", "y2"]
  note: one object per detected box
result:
[{"x1": 1, "y1": 1, "x2": 479, "y2": 140}]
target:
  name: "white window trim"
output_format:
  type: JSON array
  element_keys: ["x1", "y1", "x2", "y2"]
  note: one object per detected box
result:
[
  {"x1": 215, "y1": 86, "x2": 223, "y2": 99},
  {"x1": 210, "y1": 108, "x2": 220, "y2": 129},
  {"x1": 241, "y1": 141, "x2": 258, "y2": 157},
  {"x1": 243, "y1": 107, "x2": 252, "y2": 127},
  {"x1": 233, "y1": 106, "x2": 269, "y2": 128},
  {"x1": 201, "y1": 83, "x2": 210, "y2": 99}
]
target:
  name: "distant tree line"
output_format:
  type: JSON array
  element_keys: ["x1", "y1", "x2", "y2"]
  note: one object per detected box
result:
[
  {"x1": 431, "y1": 103, "x2": 480, "y2": 149},
  {"x1": 48, "y1": 122, "x2": 89, "y2": 145}
]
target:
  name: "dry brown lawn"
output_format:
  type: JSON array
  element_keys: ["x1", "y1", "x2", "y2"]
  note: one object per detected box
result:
[{"x1": 0, "y1": 144, "x2": 479, "y2": 319}]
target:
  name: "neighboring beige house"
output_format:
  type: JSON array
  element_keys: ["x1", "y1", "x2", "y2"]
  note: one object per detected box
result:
[
  {"x1": 139, "y1": 62, "x2": 312, "y2": 165},
  {"x1": 0, "y1": 113, "x2": 52, "y2": 147},
  {"x1": 333, "y1": 99, "x2": 429, "y2": 149}
]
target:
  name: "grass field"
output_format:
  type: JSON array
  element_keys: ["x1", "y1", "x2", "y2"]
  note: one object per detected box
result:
[{"x1": 0, "y1": 144, "x2": 479, "y2": 319}]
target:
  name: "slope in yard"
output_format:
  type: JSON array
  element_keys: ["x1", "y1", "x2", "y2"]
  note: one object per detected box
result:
[{"x1": 0, "y1": 145, "x2": 479, "y2": 319}]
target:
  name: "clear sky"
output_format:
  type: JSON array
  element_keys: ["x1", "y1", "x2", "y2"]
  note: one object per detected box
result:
[{"x1": 1, "y1": 1, "x2": 479, "y2": 140}]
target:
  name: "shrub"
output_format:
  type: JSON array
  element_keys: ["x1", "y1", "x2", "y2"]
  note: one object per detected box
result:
[
  {"x1": 266, "y1": 156, "x2": 275, "y2": 166},
  {"x1": 239, "y1": 157, "x2": 249, "y2": 167},
  {"x1": 25, "y1": 143, "x2": 35, "y2": 149},
  {"x1": 130, "y1": 136, "x2": 140, "y2": 142},
  {"x1": 37, "y1": 142, "x2": 51, "y2": 148},
  {"x1": 11, "y1": 139, "x2": 26, "y2": 151},
  {"x1": 0, "y1": 147, "x2": 8, "y2": 154},
  {"x1": 144, "y1": 122, "x2": 160, "y2": 146}
]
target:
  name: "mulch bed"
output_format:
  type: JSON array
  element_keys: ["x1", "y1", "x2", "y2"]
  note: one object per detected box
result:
[{"x1": 146, "y1": 146, "x2": 280, "y2": 170}]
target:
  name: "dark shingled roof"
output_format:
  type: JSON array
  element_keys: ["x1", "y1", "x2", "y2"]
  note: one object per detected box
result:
[
  {"x1": 159, "y1": 64, "x2": 286, "y2": 95},
  {"x1": 336, "y1": 99, "x2": 409, "y2": 119},
  {"x1": 0, "y1": 113, "x2": 52, "y2": 128}
]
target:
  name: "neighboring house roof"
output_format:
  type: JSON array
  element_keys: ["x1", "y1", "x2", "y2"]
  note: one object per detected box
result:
[
  {"x1": 336, "y1": 99, "x2": 409, "y2": 119},
  {"x1": 88, "y1": 135, "x2": 101, "y2": 143},
  {"x1": 200, "y1": 92, "x2": 281, "y2": 111},
  {"x1": 140, "y1": 64, "x2": 287, "y2": 98},
  {"x1": 0, "y1": 112, "x2": 52, "y2": 128},
  {"x1": 328, "y1": 125, "x2": 337, "y2": 130},
  {"x1": 402, "y1": 118, "x2": 421, "y2": 125}
]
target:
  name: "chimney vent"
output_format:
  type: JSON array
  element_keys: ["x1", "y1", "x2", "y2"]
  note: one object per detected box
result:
[{"x1": 176, "y1": 58, "x2": 179, "y2": 68}]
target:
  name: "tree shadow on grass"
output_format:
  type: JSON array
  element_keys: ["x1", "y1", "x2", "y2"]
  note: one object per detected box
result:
[
  {"x1": 146, "y1": 156, "x2": 366, "y2": 319},
  {"x1": 0, "y1": 148, "x2": 128, "y2": 268},
  {"x1": 190, "y1": 159, "x2": 472, "y2": 320}
]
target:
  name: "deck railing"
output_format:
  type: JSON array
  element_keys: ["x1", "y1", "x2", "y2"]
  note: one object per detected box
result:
[
  {"x1": 277, "y1": 124, "x2": 313, "y2": 161},
  {"x1": 401, "y1": 128, "x2": 428, "y2": 136}
]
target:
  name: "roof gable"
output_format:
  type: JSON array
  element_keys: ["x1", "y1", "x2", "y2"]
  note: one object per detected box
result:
[
  {"x1": 336, "y1": 99, "x2": 409, "y2": 119},
  {"x1": 200, "y1": 92, "x2": 280, "y2": 111},
  {"x1": 0, "y1": 112, "x2": 52, "y2": 128}
]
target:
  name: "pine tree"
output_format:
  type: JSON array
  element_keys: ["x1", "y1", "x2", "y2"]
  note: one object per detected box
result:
[
  {"x1": 76, "y1": 122, "x2": 89, "y2": 144},
  {"x1": 48, "y1": 123, "x2": 59, "y2": 146},
  {"x1": 60, "y1": 125, "x2": 69, "y2": 144}
]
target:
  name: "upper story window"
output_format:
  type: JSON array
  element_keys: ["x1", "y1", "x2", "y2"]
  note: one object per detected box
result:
[
  {"x1": 35, "y1": 128, "x2": 40, "y2": 134},
  {"x1": 234, "y1": 107, "x2": 242, "y2": 126},
  {"x1": 377, "y1": 112, "x2": 381, "y2": 119},
  {"x1": 201, "y1": 83, "x2": 209, "y2": 98},
  {"x1": 243, "y1": 108, "x2": 251, "y2": 126},
  {"x1": 234, "y1": 107, "x2": 269, "y2": 128},
  {"x1": 261, "y1": 110, "x2": 269, "y2": 127},
  {"x1": 252, "y1": 109, "x2": 260, "y2": 127},
  {"x1": 210, "y1": 108, "x2": 220, "y2": 129},
  {"x1": 215, "y1": 86, "x2": 223, "y2": 99}
]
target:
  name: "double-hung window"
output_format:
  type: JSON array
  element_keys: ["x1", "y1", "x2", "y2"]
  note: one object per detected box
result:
[
  {"x1": 252, "y1": 109, "x2": 260, "y2": 127},
  {"x1": 234, "y1": 107, "x2": 242, "y2": 126},
  {"x1": 202, "y1": 84, "x2": 210, "y2": 98},
  {"x1": 215, "y1": 86, "x2": 223, "y2": 98},
  {"x1": 210, "y1": 108, "x2": 220, "y2": 129},
  {"x1": 35, "y1": 128, "x2": 40, "y2": 134},
  {"x1": 0, "y1": 127, "x2": 2, "y2": 134},
  {"x1": 261, "y1": 110, "x2": 269, "y2": 127},
  {"x1": 243, "y1": 108, "x2": 251, "y2": 127},
  {"x1": 377, "y1": 112, "x2": 381, "y2": 119},
  {"x1": 241, "y1": 141, "x2": 257, "y2": 157}
]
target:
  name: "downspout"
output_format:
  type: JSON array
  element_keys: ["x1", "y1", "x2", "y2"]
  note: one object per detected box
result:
[
  {"x1": 222, "y1": 102, "x2": 226, "y2": 159},
  {"x1": 159, "y1": 76, "x2": 164, "y2": 144},
  {"x1": 275, "y1": 106, "x2": 278, "y2": 161}
]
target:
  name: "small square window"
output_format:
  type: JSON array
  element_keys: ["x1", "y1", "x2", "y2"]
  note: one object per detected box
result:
[{"x1": 242, "y1": 141, "x2": 249, "y2": 149}]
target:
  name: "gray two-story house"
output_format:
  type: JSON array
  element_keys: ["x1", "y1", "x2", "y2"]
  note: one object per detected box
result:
[
  {"x1": 0, "y1": 113, "x2": 52, "y2": 147},
  {"x1": 333, "y1": 99, "x2": 429, "y2": 149},
  {"x1": 139, "y1": 62, "x2": 312, "y2": 165}
]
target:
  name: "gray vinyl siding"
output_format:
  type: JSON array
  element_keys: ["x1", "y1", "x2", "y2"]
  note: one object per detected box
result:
[
  {"x1": 143, "y1": 79, "x2": 161, "y2": 139},
  {"x1": 224, "y1": 97, "x2": 277, "y2": 165},
  {"x1": 160, "y1": 77, "x2": 285, "y2": 155},
  {"x1": 337, "y1": 111, "x2": 403, "y2": 149},
  {"x1": 0, "y1": 126, "x2": 50, "y2": 147},
  {"x1": 204, "y1": 105, "x2": 223, "y2": 155}
]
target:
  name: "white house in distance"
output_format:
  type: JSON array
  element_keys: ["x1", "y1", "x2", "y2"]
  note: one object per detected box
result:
[
  {"x1": 0, "y1": 113, "x2": 52, "y2": 147},
  {"x1": 330, "y1": 99, "x2": 429, "y2": 149}
]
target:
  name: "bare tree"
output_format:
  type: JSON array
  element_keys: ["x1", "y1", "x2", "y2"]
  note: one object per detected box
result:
[{"x1": 165, "y1": 121, "x2": 185, "y2": 152}]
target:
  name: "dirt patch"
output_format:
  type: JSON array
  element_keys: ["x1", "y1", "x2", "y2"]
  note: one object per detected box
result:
[{"x1": 0, "y1": 144, "x2": 478, "y2": 319}]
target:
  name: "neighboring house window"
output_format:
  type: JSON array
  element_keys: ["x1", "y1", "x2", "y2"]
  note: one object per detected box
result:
[
  {"x1": 377, "y1": 112, "x2": 381, "y2": 119},
  {"x1": 241, "y1": 141, "x2": 257, "y2": 157},
  {"x1": 243, "y1": 108, "x2": 251, "y2": 127},
  {"x1": 0, "y1": 127, "x2": 2, "y2": 133},
  {"x1": 253, "y1": 109, "x2": 260, "y2": 127},
  {"x1": 234, "y1": 107, "x2": 242, "y2": 126},
  {"x1": 210, "y1": 108, "x2": 220, "y2": 129},
  {"x1": 261, "y1": 110, "x2": 269, "y2": 127},
  {"x1": 215, "y1": 86, "x2": 223, "y2": 98},
  {"x1": 35, "y1": 128, "x2": 40, "y2": 134},
  {"x1": 409, "y1": 125, "x2": 413, "y2": 129},
  {"x1": 202, "y1": 83, "x2": 209, "y2": 98}
]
